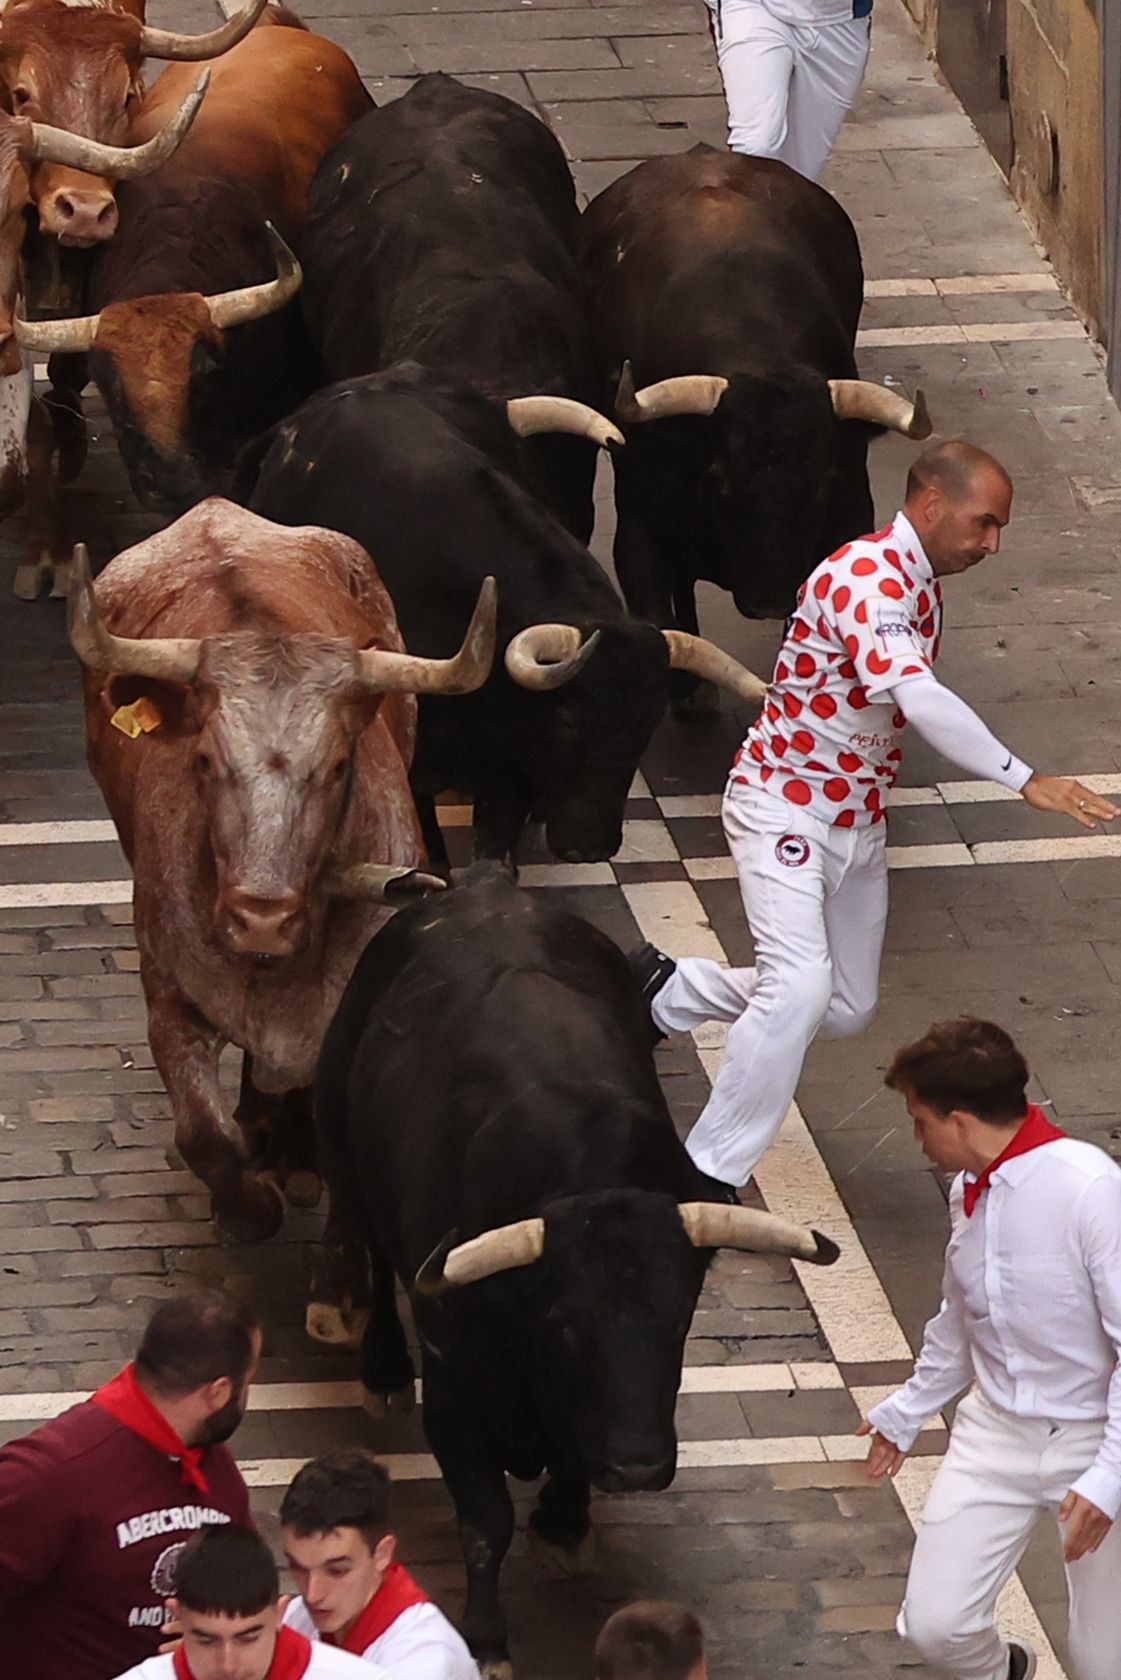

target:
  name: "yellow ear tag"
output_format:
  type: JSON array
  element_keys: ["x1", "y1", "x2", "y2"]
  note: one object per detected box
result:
[{"x1": 110, "y1": 697, "x2": 163, "y2": 739}]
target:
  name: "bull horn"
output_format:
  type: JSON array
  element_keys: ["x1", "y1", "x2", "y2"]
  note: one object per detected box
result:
[
  {"x1": 25, "y1": 71, "x2": 209, "y2": 179},
  {"x1": 678, "y1": 1202, "x2": 839, "y2": 1266},
  {"x1": 68, "y1": 544, "x2": 201, "y2": 681},
  {"x1": 616, "y1": 359, "x2": 728, "y2": 423},
  {"x1": 505, "y1": 395, "x2": 624, "y2": 450},
  {"x1": 662, "y1": 631, "x2": 767, "y2": 704},
  {"x1": 139, "y1": 0, "x2": 269, "y2": 61},
  {"x1": 322, "y1": 864, "x2": 446, "y2": 901},
  {"x1": 356, "y1": 576, "x2": 497, "y2": 696},
  {"x1": 206, "y1": 223, "x2": 302, "y2": 330},
  {"x1": 417, "y1": 1218, "x2": 546, "y2": 1295},
  {"x1": 15, "y1": 303, "x2": 99, "y2": 355},
  {"x1": 828, "y1": 378, "x2": 932, "y2": 440},
  {"x1": 504, "y1": 624, "x2": 600, "y2": 692}
]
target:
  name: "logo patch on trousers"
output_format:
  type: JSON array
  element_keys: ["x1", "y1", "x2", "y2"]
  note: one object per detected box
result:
[{"x1": 776, "y1": 834, "x2": 810, "y2": 868}]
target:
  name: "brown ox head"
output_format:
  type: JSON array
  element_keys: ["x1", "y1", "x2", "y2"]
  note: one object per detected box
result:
[
  {"x1": 68, "y1": 519, "x2": 497, "y2": 959},
  {"x1": 16, "y1": 221, "x2": 301, "y2": 510},
  {"x1": 0, "y1": 0, "x2": 266, "y2": 244}
]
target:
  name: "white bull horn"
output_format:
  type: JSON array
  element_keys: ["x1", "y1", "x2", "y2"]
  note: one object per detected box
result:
[
  {"x1": 139, "y1": 0, "x2": 268, "y2": 61},
  {"x1": 206, "y1": 222, "x2": 302, "y2": 330},
  {"x1": 68, "y1": 544, "x2": 201, "y2": 681},
  {"x1": 356, "y1": 576, "x2": 497, "y2": 696},
  {"x1": 828, "y1": 378, "x2": 932, "y2": 440},
  {"x1": 15, "y1": 303, "x2": 100, "y2": 355},
  {"x1": 678, "y1": 1202, "x2": 839, "y2": 1266},
  {"x1": 504, "y1": 623, "x2": 601, "y2": 692},
  {"x1": 662, "y1": 631, "x2": 767, "y2": 704},
  {"x1": 432, "y1": 1218, "x2": 546, "y2": 1290},
  {"x1": 615, "y1": 358, "x2": 729, "y2": 423},
  {"x1": 505, "y1": 395, "x2": 624, "y2": 450},
  {"x1": 322, "y1": 864, "x2": 447, "y2": 901},
  {"x1": 25, "y1": 71, "x2": 209, "y2": 178}
]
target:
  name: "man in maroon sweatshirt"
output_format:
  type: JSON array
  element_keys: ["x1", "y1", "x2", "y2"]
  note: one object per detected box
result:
[{"x1": 0, "y1": 1288, "x2": 259, "y2": 1680}]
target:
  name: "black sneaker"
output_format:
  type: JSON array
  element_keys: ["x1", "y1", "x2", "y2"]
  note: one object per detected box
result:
[
  {"x1": 1008, "y1": 1642, "x2": 1037, "y2": 1680},
  {"x1": 627, "y1": 942, "x2": 676, "y2": 1044}
]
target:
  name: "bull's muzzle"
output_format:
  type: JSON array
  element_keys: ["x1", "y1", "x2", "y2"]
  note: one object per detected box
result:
[
  {"x1": 220, "y1": 887, "x2": 306, "y2": 958},
  {"x1": 593, "y1": 1455, "x2": 676, "y2": 1494}
]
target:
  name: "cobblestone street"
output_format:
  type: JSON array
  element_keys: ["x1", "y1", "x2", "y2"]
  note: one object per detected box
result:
[{"x1": 5, "y1": 0, "x2": 1121, "y2": 1675}]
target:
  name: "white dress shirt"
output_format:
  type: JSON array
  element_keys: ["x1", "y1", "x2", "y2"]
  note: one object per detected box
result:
[
  {"x1": 868, "y1": 1136, "x2": 1121, "y2": 1519},
  {"x1": 285, "y1": 1597, "x2": 479, "y2": 1680}
]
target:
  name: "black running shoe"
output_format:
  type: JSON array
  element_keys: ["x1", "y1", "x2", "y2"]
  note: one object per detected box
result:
[
  {"x1": 1008, "y1": 1642, "x2": 1037, "y2": 1680},
  {"x1": 627, "y1": 942, "x2": 676, "y2": 1044}
]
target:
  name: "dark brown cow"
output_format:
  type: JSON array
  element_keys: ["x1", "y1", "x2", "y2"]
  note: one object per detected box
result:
[
  {"x1": 0, "y1": 85, "x2": 209, "y2": 596},
  {"x1": 0, "y1": 0, "x2": 267, "y2": 244},
  {"x1": 19, "y1": 9, "x2": 372, "y2": 514},
  {"x1": 72, "y1": 498, "x2": 495, "y2": 1286}
]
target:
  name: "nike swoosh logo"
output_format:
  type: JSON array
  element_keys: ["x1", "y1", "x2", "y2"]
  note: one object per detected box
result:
[{"x1": 1001, "y1": 755, "x2": 1012, "y2": 771}]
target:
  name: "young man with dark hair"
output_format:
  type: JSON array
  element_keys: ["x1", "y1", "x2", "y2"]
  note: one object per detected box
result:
[
  {"x1": 635, "y1": 445, "x2": 1117, "y2": 1199},
  {"x1": 594, "y1": 1602, "x2": 706, "y2": 1680},
  {"x1": 0, "y1": 1290, "x2": 259, "y2": 1680},
  {"x1": 112, "y1": 1526, "x2": 378, "y2": 1680},
  {"x1": 857, "y1": 1018, "x2": 1121, "y2": 1680},
  {"x1": 280, "y1": 1449, "x2": 477, "y2": 1680}
]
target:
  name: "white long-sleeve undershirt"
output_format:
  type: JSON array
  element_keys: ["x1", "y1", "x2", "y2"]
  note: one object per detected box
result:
[{"x1": 889, "y1": 672, "x2": 1032, "y2": 793}]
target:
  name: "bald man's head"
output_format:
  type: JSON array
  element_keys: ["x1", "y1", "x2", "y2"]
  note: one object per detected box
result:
[{"x1": 903, "y1": 439, "x2": 1013, "y2": 576}]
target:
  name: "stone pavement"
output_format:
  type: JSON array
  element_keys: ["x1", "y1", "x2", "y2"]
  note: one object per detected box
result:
[{"x1": 5, "y1": 0, "x2": 1121, "y2": 1673}]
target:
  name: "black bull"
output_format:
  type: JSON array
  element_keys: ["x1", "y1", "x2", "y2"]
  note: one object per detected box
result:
[
  {"x1": 241, "y1": 366, "x2": 765, "y2": 864},
  {"x1": 580, "y1": 145, "x2": 931, "y2": 704},
  {"x1": 314, "y1": 865, "x2": 839, "y2": 1673},
  {"x1": 299, "y1": 71, "x2": 601, "y2": 542}
]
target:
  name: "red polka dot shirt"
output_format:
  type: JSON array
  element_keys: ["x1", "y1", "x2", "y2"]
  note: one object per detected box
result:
[{"x1": 730, "y1": 512, "x2": 941, "y2": 826}]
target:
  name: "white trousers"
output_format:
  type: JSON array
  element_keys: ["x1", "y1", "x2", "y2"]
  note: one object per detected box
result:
[
  {"x1": 652, "y1": 790, "x2": 887, "y2": 1186},
  {"x1": 901, "y1": 1390, "x2": 1121, "y2": 1680},
  {"x1": 710, "y1": 0, "x2": 871, "y2": 180}
]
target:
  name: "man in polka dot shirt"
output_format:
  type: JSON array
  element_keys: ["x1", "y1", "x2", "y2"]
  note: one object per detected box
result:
[{"x1": 635, "y1": 440, "x2": 1118, "y2": 1195}]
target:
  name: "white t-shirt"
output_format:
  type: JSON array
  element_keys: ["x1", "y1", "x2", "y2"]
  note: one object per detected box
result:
[
  {"x1": 731, "y1": 510, "x2": 943, "y2": 826},
  {"x1": 115, "y1": 1634, "x2": 379, "y2": 1680},
  {"x1": 284, "y1": 1597, "x2": 479, "y2": 1680}
]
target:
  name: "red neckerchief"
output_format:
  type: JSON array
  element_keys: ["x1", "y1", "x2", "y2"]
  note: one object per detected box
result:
[
  {"x1": 90, "y1": 1363, "x2": 210, "y2": 1497},
  {"x1": 327, "y1": 1563, "x2": 431, "y2": 1655},
  {"x1": 963, "y1": 1105, "x2": 1065, "y2": 1217},
  {"x1": 174, "y1": 1626, "x2": 311, "y2": 1680}
]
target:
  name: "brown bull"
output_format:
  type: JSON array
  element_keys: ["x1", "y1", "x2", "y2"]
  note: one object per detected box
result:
[
  {"x1": 19, "y1": 9, "x2": 372, "y2": 514},
  {"x1": 0, "y1": 0, "x2": 267, "y2": 244},
  {"x1": 73, "y1": 498, "x2": 496, "y2": 1279}
]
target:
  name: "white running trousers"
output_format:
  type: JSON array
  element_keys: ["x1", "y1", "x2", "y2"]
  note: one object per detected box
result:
[
  {"x1": 651, "y1": 790, "x2": 887, "y2": 1186},
  {"x1": 899, "y1": 1390, "x2": 1121, "y2": 1680},
  {"x1": 711, "y1": 0, "x2": 871, "y2": 180}
]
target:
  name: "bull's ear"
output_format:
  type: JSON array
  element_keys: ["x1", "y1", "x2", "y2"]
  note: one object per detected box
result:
[
  {"x1": 413, "y1": 1230, "x2": 459, "y2": 1297},
  {"x1": 104, "y1": 675, "x2": 197, "y2": 738}
]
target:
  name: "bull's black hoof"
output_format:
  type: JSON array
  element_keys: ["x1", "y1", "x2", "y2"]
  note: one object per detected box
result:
[
  {"x1": 526, "y1": 1523, "x2": 594, "y2": 1578},
  {"x1": 810, "y1": 1231, "x2": 841, "y2": 1266},
  {"x1": 213, "y1": 1176, "x2": 284, "y2": 1243}
]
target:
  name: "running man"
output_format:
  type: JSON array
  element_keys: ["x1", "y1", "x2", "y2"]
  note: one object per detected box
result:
[
  {"x1": 859, "y1": 1018, "x2": 1121, "y2": 1680},
  {"x1": 634, "y1": 441, "x2": 1118, "y2": 1195}
]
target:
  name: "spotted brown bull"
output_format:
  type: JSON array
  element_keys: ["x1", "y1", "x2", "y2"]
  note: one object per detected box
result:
[{"x1": 72, "y1": 497, "x2": 496, "y2": 1259}]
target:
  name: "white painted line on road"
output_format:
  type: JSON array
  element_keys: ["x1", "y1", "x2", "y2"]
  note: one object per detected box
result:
[
  {"x1": 857, "y1": 319, "x2": 1083, "y2": 348},
  {"x1": 0, "y1": 820, "x2": 118, "y2": 847},
  {"x1": 0, "y1": 1361, "x2": 845, "y2": 1423},
  {"x1": 894, "y1": 1457, "x2": 1064, "y2": 1680},
  {"x1": 863, "y1": 273, "x2": 1057, "y2": 298},
  {"x1": 0, "y1": 881, "x2": 132, "y2": 908},
  {"x1": 237, "y1": 1438, "x2": 911, "y2": 1488}
]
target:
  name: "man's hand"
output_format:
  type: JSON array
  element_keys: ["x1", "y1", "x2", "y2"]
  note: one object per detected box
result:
[
  {"x1": 856, "y1": 1418, "x2": 908, "y2": 1479},
  {"x1": 1059, "y1": 1491, "x2": 1112, "y2": 1562},
  {"x1": 1021, "y1": 774, "x2": 1119, "y2": 831},
  {"x1": 158, "y1": 1599, "x2": 182, "y2": 1655}
]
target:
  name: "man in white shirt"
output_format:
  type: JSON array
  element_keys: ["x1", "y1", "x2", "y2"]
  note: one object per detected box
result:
[
  {"x1": 633, "y1": 441, "x2": 1118, "y2": 1195},
  {"x1": 704, "y1": 0, "x2": 873, "y2": 181},
  {"x1": 281, "y1": 1449, "x2": 478, "y2": 1680},
  {"x1": 858, "y1": 1018, "x2": 1121, "y2": 1680},
  {"x1": 113, "y1": 1525, "x2": 380, "y2": 1680}
]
